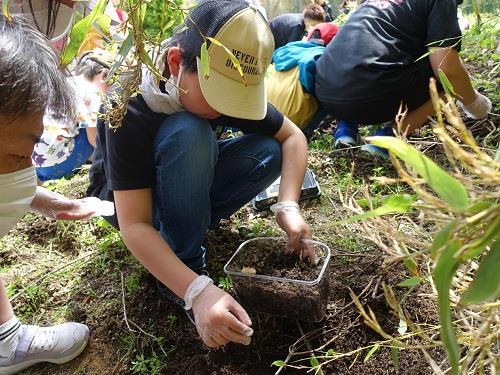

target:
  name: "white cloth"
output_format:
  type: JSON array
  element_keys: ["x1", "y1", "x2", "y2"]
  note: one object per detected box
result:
[
  {"x1": 138, "y1": 42, "x2": 184, "y2": 114},
  {"x1": 0, "y1": 166, "x2": 37, "y2": 237}
]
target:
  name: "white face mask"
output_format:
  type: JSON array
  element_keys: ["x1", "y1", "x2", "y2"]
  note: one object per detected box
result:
[
  {"x1": 139, "y1": 60, "x2": 185, "y2": 115},
  {"x1": 0, "y1": 166, "x2": 37, "y2": 237}
]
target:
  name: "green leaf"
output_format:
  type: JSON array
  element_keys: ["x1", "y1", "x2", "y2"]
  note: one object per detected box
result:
[
  {"x1": 140, "y1": 48, "x2": 164, "y2": 81},
  {"x1": 368, "y1": 137, "x2": 469, "y2": 211},
  {"x1": 460, "y1": 242, "x2": 500, "y2": 306},
  {"x1": 95, "y1": 13, "x2": 111, "y2": 36},
  {"x1": 415, "y1": 50, "x2": 433, "y2": 62},
  {"x1": 60, "y1": 0, "x2": 108, "y2": 66},
  {"x1": 200, "y1": 41, "x2": 210, "y2": 79},
  {"x1": 401, "y1": 243, "x2": 419, "y2": 276},
  {"x1": 397, "y1": 276, "x2": 422, "y2": 287},
  {"x1": 207, "y1": 37, "x2": 247, "y2": 85},
  {"x1": 310, "y1": 356, "x2": 321, "y2": 370},
  {"x1": 433, "y1": 240, "x2": 461, "y2": 375},
  {"x1": 107, "y1": 31, "x2": 133, "y2": 80},
  {"x1": 271, "y1": 360, "x2": 286, "y2": 368},
  {"x1": 326, "y1": 349, "x2": 335, "y2": 356},
  {"x1": 438, "y1": 69, "x2": 457, "y2": 96},
  {"x1": 467, "y1": 200, "x2": 493, "y2": 215},
  {"x1": 333, "y1": 194, "x2": 414, "y2": 225},
  {"x1": 364, "y1": 344, "x2": 380, "y2": 363},
  {"x1": 390, "y1": 343, "x2": 399, "y2": 373},
  {"x1": 2, "y1": 0, "x2": 11, "y2": 19},
  {"x1": 431, "y1": 220, "x2": 458, "y2": 259},
  {"x1": 462, "y1": 217, "x2": 500, "y2": 260}
]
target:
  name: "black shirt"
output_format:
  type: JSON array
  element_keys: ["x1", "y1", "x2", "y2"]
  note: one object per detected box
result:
[
  {"x1": 315, "y1": 0, "x2": 462, "y2": 103},
  {"x1": 269, "y1": 13, "x2": 306, "y2": 50},
  {"x1": 87, "y1": 95, "x2": 284, "y2": 204}
]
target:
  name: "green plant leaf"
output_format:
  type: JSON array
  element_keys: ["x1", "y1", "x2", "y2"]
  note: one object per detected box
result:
[
  {"x1": 401, "y1": 243, "x2": 419, "y2": 276},
  {"x1": 271, "y1": 360, "x2": 286, "y2": 367},
  {"x1": 200, "y1": 41, "x2": 210, "y2": 79},
  {"x1": 2, "y1": 0, "x2": 11, "y2": 19},
  {"x1": 60, "y1": 0, "x2": 108, "y2": 66},
  {"x1": 397, "y1": 276, "x2": 422, "y2": 287},
  {"x1": 207, "y1": 37, "x2": 246, "y2": 85},
  {"x1": 368, "y1": 137, "x2": 469, "y2": 211},
  {"x1": 390, "y1": 343, "x2": 399, "y2": 373},
  {"x1": 364, "y1": 344, "x2": 380, "y2": 363},
  {"x1": 310, "y1": 356, "x2": 319, "y2": 367},
  {"x1": 326, "y1": 349, "x2": 335, "y2": 356},
  {"x1": 431, "y1": 220, "x2": 458, "y2": 259},
  {"x1": 460, "y1": 242, "x2": 500, "y2": 306},
  {"x1": 462, "y1": 217, "x2": 500, "y2": 260},
  {"x1": 333, "y1": 194, "x2": 414, "y2": 225},
  {"x1": 107, "y1": 31, "x2": 133, "y2": 80},
  {"x1": 438, "y1": 69, "x2": 457, "y2": 96},
  {"x1": 415, "y1": 50, "x2": 433, "y2": 62},
  {"x1": 467, "y1": 200, "x2": 493, "y2": 215},
  {"x1": 433, "y1": 240, "x2": 461, "y2": 375},
  {"x1": 95, "y1": 13, "x2": 111, "y2": 36}
]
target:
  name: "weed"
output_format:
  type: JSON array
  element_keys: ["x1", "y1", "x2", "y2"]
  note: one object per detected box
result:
[
  {"x1": 125, "y1": 270, "x2": 143, "y2": 294},
  {"x1": 218, "y1": 275, "x2": 232, "y2": 292},
  {"x1": 131, "y1": 352, "x2": 163, "y2": 375}
]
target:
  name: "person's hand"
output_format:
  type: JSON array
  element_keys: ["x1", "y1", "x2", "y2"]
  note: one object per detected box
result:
[
  {"x1": 31, "y1": 187, "x2": 114, "y2": 220},
  {"x1": 191, "y1": 284, "x2": 253, "y2": 348},
  {"x1": 458, "y1": 90, "x2": 491, "y2": 120},
  {"x1": 271, "y1": 201, "x2": 316, "y2": 264}
]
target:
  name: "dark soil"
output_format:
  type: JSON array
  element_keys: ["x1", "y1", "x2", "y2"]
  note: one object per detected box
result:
[{"x1": 226, "y1": 238, "x2": 331, "y2": 322}]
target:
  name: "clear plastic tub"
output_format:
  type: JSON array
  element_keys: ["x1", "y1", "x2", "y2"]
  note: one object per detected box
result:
[{"x1": 224, "y1": 237, "x2": 331, "y2": 322}]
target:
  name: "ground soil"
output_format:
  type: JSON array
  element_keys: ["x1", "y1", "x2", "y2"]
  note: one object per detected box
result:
[{"x1": 226, "y1": 238, "x2": 330, "y2": 322}]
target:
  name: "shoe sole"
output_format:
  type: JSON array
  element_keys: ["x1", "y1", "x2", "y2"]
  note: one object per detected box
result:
[{"x1": 0, "y1": 338, "x2": 88, "y2": 375}]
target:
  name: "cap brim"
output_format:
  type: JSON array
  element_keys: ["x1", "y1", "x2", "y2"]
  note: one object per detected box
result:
[
  {"x1": 21, "y1": 2, "x2": 74, "y2": 42},
  {"x1": 197, "y1": 57, "x2": 267, "y2": 120}
]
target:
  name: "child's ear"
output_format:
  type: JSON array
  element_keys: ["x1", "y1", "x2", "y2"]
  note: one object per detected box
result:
[{"x1": 166, "y1": 46, "x2": 182, "y2": 78}]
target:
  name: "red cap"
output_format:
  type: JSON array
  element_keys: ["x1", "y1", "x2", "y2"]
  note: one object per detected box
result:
[{"x1": 307, "y1": 23, "x2": 340, "y2": 46}]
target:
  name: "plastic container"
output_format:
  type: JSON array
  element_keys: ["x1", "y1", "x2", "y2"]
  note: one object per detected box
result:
[{"x1": 224, "y1": 237, "x2": 331, "y2": 322}]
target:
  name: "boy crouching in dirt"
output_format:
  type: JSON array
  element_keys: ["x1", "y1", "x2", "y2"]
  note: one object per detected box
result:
[{"x1": 87, "y1": 0, "x2": 316, "y2": 348}]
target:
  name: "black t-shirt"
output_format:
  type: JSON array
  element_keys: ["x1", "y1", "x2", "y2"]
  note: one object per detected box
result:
[
  {"x1": 87, "y1": 95, "x2": 284, "y2": 204},
  {"x1": 315, "y1": 0, "x2": 462, "y2": 103},
  {"x1": 269, "y1": 13, "x2": 306, "y2": 50}
]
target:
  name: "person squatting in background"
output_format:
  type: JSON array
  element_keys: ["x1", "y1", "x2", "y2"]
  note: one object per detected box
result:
[
  {"x1": 269, "y1": 2, "x2": 326, "y2": 50},
  {"x1": 314, "y1": 0, "x2": 491, "y2": 157}
]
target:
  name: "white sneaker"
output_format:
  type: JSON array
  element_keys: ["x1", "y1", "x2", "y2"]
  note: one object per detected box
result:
[{"x1": 0, "y1": 323, "x2": 89, "y2": 375}]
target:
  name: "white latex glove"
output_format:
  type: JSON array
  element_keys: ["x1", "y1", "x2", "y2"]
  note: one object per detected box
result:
[
  {"x1": 191, "y1": 283, "x2": 253, "y2": 348},
  {"x1": 30, "y1": 187, "x2": 114, "y2": 220},
  {"x1": 271, "y1": 201, "x2": 317, "y2": 264},
  {"x1": 458, "y1": 90, "x2": 492, "y2": 120}
]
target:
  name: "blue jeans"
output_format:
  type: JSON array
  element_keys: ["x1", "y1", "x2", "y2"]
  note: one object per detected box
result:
[{"x1": 152, "y1": 112, "x2": 282, "y2": 270}]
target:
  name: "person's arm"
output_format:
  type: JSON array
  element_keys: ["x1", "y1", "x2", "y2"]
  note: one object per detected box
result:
[
  {"x1": 272, "y1": 116, "x2": 314, "y2": 259},
  {"x1": 114, "y1": 188, "x2": 253, "y2": 348},
  {"x1": 429, "y1": 48, "x2": 475, "y2": 104},
  {"x1": 429, "y1": 48, "x2": 491, "y2": 119}
]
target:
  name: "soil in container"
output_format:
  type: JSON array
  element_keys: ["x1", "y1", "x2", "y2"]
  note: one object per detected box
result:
[{"x1": 228, "y1": 239, "x2": 330, "y2": 322}]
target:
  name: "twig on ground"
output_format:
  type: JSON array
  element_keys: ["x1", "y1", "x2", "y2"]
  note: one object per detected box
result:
[{"x1": 120, "y1": 271, "x2": 135, "y2": 333}]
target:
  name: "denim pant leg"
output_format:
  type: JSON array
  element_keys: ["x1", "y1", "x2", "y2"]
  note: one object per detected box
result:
[
  {"x1": 153, "y1": 112, "x2": 218, "y2": 271},
  {"x1": 210, "y1": 134, "x2": 282, "y2": 225}
]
